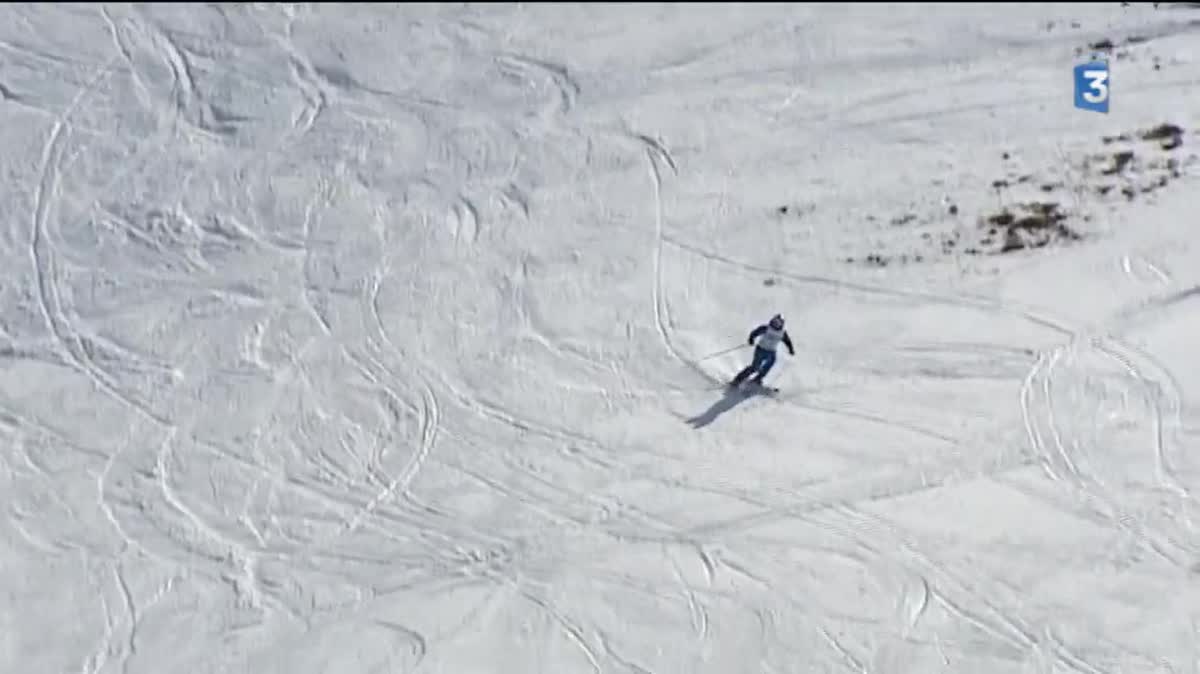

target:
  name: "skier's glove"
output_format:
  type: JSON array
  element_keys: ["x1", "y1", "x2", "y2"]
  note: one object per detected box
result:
[
  {"x1": 788, "y1": 348, "x2": 795, "y2": 356},
  {"x1": 747, "y1": 337, "x2": 755, "y2": 346}
]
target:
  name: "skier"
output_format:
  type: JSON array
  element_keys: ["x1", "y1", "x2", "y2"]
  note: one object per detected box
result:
[{"x1": 729, "y1": 314, "x2": 794, "y2": 388}]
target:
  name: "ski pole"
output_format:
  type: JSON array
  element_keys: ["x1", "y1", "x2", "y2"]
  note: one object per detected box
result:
[{"x1": 697, "y1": 343, "x2": 748, "y2": 361}]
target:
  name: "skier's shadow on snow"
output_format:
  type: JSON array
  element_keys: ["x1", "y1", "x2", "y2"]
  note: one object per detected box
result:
[{"x1": 686, "y1": 386, "x2": 766, "y2": 429}]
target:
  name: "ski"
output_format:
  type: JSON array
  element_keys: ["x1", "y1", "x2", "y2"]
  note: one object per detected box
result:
[{"x1": 727, "y1": 381, "x2": 779, "y2": 396}]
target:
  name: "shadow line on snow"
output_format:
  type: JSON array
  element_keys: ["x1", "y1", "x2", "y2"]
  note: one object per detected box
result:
[{"x1": 686, "y1": 386, "x2": 770, "y2": 428}]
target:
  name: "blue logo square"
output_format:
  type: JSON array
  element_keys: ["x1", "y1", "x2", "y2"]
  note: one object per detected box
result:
[{"x1": 1074, "y1": 61, "x2": 1110, "y2": 113}]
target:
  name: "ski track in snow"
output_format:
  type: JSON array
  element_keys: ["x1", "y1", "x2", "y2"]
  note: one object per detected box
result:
[{"x1": 2, "y1": 3, "x2": 1200, "y2": 673}]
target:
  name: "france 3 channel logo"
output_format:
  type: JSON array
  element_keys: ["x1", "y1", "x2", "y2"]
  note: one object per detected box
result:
[{"x1": 1074, "y1": 59, "x2": 1110, "y2": 113}]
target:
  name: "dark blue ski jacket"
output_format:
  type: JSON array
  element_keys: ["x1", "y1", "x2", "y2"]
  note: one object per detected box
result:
[{"x1": 748, "y1": 324, "x2": 795, "y2": 355}]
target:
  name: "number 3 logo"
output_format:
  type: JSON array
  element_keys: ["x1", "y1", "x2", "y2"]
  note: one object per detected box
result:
[{"x1": 1082, "y1": 69, "x2": 1109, "y2": 103}]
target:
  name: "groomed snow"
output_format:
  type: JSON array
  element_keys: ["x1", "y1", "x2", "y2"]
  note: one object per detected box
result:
[{"x1": 3, "y1": 3, "x2": 1200, "y2": 673}]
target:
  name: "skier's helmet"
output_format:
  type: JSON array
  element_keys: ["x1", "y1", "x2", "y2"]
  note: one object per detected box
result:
[{"x1": 769, "y1": 314, "x2": 784, "y2": 330}]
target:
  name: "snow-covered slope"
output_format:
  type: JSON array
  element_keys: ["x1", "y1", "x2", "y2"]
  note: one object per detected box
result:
[{"x1": 3, "y1": 3, "x2": 1199, "y2": 673}]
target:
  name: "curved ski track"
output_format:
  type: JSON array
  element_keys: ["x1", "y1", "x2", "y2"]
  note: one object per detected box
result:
[{"x1": 1019, "y1": 332, "x2": 1195, "y2": 572}]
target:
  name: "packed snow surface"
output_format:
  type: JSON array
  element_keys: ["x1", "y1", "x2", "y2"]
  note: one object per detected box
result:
[{"x1": 3, "y1": 3, "x2": 1200, "y2": 673}]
